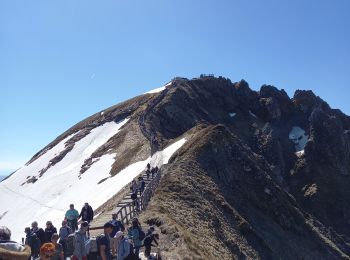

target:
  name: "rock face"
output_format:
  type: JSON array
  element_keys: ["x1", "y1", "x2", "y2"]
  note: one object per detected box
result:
[
  {"x1": 134, "y1": 76, "x2": 350, "y2": 259},
  {"x1": 16, "y1": 76, "x2": 350, "y2": 259}
]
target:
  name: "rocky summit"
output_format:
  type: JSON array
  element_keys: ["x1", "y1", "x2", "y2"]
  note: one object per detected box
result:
[{"x1": 1, "y1": 75, "x2": 350, "y2": 259}]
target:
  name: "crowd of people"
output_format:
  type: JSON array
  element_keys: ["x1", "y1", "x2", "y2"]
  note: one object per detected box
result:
[{"x1": 0, "y1": 165, "x2": 161, "y2": 260}]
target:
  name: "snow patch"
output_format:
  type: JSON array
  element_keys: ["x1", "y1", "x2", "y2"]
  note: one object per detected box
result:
[
  {"x1": 289, "y1": 126, "x2": 308, "y2": 152},
  {"x1": 229, "y1": 112, "x2": 236, "y2": 117},
  {"x1": 100, "y1": 111, "x2": 104, "y2": 115},
  {"x1": 145, "y1": 81, "x2": 172, "y2": 94}
]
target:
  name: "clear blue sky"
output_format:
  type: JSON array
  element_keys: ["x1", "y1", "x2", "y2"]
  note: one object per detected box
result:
[{"x1": 1, "y1": 0, "x2": 349, "y2": 176}]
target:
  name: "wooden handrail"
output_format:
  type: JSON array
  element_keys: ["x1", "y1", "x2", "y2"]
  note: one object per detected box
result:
[{"x1": 89, "y1": 169, "x2": 161, "y2": 231}]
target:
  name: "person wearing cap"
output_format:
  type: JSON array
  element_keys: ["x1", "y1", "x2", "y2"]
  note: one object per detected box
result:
[
  {"x1": 65, "y1": 204, "x2": 80, "y2": 231},
  {"x1": 0, "y1": 226, "x2": 31, "y2": 260},
  {"x1": 44, "y1": 220, "x2": 57, "y2": 243},
  {"x1": 72, "y1": 221, "x2": 90, "y2": 260},
  {"x1": 98, "y1": 222, "x2": 114, "y2": 260},
  {"x1": 116, "y1": 231, "x2": 132, "y2": 260}
]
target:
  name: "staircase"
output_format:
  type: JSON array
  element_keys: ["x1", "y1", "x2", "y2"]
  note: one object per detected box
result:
[{"x1": 89, "y1": 169, "x2": 161, "y2": 236}]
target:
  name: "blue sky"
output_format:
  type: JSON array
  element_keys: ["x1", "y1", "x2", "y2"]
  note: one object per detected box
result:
[{"x1": 1, "y1": 0, "x2": 349, "y2": 176}]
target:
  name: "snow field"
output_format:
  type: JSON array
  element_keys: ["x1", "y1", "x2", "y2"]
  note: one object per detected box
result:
[{"x1": 0, "y1": 117, "x2": 186, "y2": 242}]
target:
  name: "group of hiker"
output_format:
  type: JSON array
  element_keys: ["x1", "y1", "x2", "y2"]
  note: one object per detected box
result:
[
  {"x1": 0, "y1": 164, "x2": 161, "y2": 260},
  {"x1": 20, "y1": 202, "x2": 94, "y2": 259},
  {"x1": 1, "y1": 214, "x2": 159, "y2": 260},
  {"x1": 130, "y1": 164, "x2": 159, "y2": 210}
]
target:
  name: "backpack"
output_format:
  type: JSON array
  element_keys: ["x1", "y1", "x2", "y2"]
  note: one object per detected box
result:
[
  {"x1": 143, "y1": 235, "x2": 153, "y2": 246},
  {"x1": 138, "y1": 227, "x2": 146, "y2": 241},
  {"x1": 65, "y1": 233, "x2": 75, "y2": 256}
]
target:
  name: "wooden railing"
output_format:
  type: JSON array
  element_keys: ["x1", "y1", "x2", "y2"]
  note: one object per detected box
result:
[{"x1": 90, "y1": 169, "x2": 161, "y2": 231}]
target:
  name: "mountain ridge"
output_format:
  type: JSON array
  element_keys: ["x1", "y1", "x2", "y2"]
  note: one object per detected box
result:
[{"x1": 1, "y1": 75, "x2": 350, "y2": 259}]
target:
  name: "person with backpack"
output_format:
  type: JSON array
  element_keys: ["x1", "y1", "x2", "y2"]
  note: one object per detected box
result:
[
  {"x1": 143, "y1": 227, "x2": 159, "y2": 258},
  {"x1": 0, "y1": 226, "x2": 31, "y2": 260},
  {"x1": 59, "y1": 220, "x2": 72, "y2": 258},
  {"x1": 96, "y1": 222, "x2": 114, "y2": 260},
  {"x1": 66, "y1": 204, "x2": 80, "y2": 231},
  {"x1": 128, "y1": 219, "x2": 144, "y2": 257},
  {"x1": 31, "y1": 221, "x2": 46, "y2": 245},
  {"x1": 25, "y1": 226, "x2": 41, "y2": 259},
  {"x1": 51, "y1": 233, "x2": 64, "y2": 260},
  {"x1": 117, "y1": 231, "x2": 133, "y2": 260},
  {"x1": 79, "y1": 202, "x2": 94, "y2": 223},
  {"x1": 72, "y1": 221, "x2": 90, "y2": 260},
  {"x1": 44, "y1": 221, "x2": 57, "y2": 243}
]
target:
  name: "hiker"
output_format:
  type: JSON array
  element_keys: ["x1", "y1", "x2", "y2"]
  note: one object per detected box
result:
[
  {"x1": 146, "y1": 169, "x2": 150, "y2": 180},
  {"x1": 138, "y1": 177, "x2": 145, "y2": 196},
  {"x1": 128, "y1": 218, "x2": 144, "y2": 257},
  {"x1": 117, "y1": 231, "x2": 133, "y2": 260},
  {"x1": 79, "y1": 202, "x2": 94, "y2": 223},
  {"x1": 151, "y1": 167, "x2": 156, "y2": 178},
  {"x1": 143, "y1": 227, "x2": 159, "y2": 258},
  {"x1": 72, "y1": 221, "x2": 90, "y2": 260},
  {"x1": 131, "y1": 179, "x2": 138, "y2": 194},
  {"x1": 59, "y1": 220, "x2": 72, "y2": 258},
  {"x1": 154, "y1": 166, "x2": 159, "y2": 173},
  {"x1": 97, "y1": 222, "x2": 114, "y2": 260},
  {"x1": 110, "y1": 213, "x2": 125, "y2": 256},
  {"x1": 147, "y1": 163, "x2": 150, "y2": 171},
  {"x1": 51, "y1": 233, "x2": 64, "y2": 260},
  {"x1": 131, "y1": 179, "x2": 140, "y2": 210},
  {"x1": 131, "y1": 192, "x2": 139, "y2": 211},
  {"x1": 0, "y1": 226, "x2": 31, "y2": 260},
  {"x1": 44, "y1": 220, "x2": 57, "y2": 243},
  {"x1": 66, "y1": 203, "x2": 80, "y2": 231},
  {"x1": 110, "y1": 213, "x2": 125, "y2": 257},
  {"x1": 31, "y1": 221, "x2": 46, "y2": 245},
  {"x1": 40, "y1": 242, "x2": 55, "y2": 260},
  {"x1": 25, "y1": 226, "x2": 41, "y2": 258}
]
